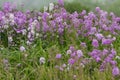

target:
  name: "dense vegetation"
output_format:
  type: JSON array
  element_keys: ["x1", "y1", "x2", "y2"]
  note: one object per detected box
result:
[{"x1": 1, "y1": 0, "x2": 120, "y2": 80}]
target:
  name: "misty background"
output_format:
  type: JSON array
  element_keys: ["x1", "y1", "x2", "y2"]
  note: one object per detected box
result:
[
  {"x1": 0, "y1": 0, "x2": 119, "y2": 16},
  {"x1": 0, "y1": 0, "x2": 107, "y2": 10},
  {"x1": 0, "y1": 0, "x2": 58, "y2": 10}
]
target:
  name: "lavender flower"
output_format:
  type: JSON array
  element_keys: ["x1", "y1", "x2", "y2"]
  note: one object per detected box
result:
[
  {"x1": 102, "y1": 38, "x2": 113, "y2": 45},
  {"x1": 112, "y1": 67, "x2": 120, "y2": 76},
  {"x1": 76, "y1": 50, "x2": 83, "y2": 58},
  {"x1": 0, "y1": 11, "x2": 4, "y2": 21},
  {"x1": 70, "y1": 52, "x2": 76, "y2": 57},
  {"x1": 80, "y1": 42, "x2": 87, "y2": 47},
  {"x1": 69, "y1": 46, "x2": 75, "y2": 52},
  {"x1": 95, "y1": 57, "x2": 101, "y2": 62},
  {"x1": 92, "y1": 39, "x2": 99, "y2": 48},
  {"x1": 110, "y1": 61, "x2": 117, "y2": 67},
  {"x1": 2, "y1": 2, "x2": 16, "y2": 12},
  {"x1": 95, "y1": 33, "x2": 104, "y2": 40},
  {"x1": 58, "y1": 0, "x2": 64, "y2": 6},
  {"x1": 56, "y1": 54, "x2": 62, "y2": 59},
  {"x1": 96, "y1": 7, "x2": 101, "y2": 12},
  {"x1": 20, "y1": 46, "x2": 26, "y2": 52},
  {"x1": 102, "y1": 49, "x2": 109, "y2": 55},
  {"x1": 68, "y1": 58, "x2": 75, "y2": 65}
]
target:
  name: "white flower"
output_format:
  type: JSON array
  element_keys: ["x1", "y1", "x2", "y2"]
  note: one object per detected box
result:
[
  {"x1": 8, "y1": 36, "x2": 13, "y2": 42},
  {"x1": 38, "y1": 16, "x2": 42, "y2": 20},
  {"x1": 26, "y1": 41, "x2": 32, "y2": 45},
  {"x1": 9, "y1": 13, "x2": 14, "y2": 20},
  {"x1": 2, "y1": 16, "x2": 9, "y2": 24},
  {"x1": 44, "y1": 6, "x2": 48, "y2": 12},
  {"x1": 62, "y1": 64, "x2": 66, "y2": 68},
  {"x1": 107, "y1": 35, "x2": 112, "y2": 38},
  {"x1": 3, "y1": 25, "x2": 9, "y2": 29},
  {"x1": 22, "y1": 29, "x2": 27, "y2": 35},
  {"x1": 31, "y1": 30, "x2": 35, "y2": 35},
  {"x1": 20, "y1": 46, "x2": 26, "y2": 52},
  {"x1": 27, "y1": 33, "x2": 31, "y2": 38},
  {"x1": 80, "y1": 63, "x2": 85, "y2": 68},
  {"x1": 36, "y1": 33, "x2": 39, "y2": 37},
  {"x1": 39, "y1": 57, "x2": 45, "y2": 64},
  {"x1": 49, "y1": 15, "x2": 53, "y2": 19},
  {"x1": 111, "y1": 44, "x2": 113, "y2": 47},
  {"x1": 27, "y1": 27, "x2": 31, "y2": 31},
  {"x1": 11, "y1": 20, "x2": 15, "y2": 25},
  {"x1": 112, "y1": 37, "x2": 116, "y2": 41},
  {"x1": 66, "y1": 50, "x2": 72, "y2": 55},
  {"x1": 66, "y1": 64, "x2": 71, "y2": 71},
  {"x1": 0, "y1": 48, "x2": 4, "y2": 51},
  {"x1": 116, "y1": 56, "x2": 120, "y2": 59},
  {"x1": 49, "y1": 3, "x2": 54, "y2": 12}
]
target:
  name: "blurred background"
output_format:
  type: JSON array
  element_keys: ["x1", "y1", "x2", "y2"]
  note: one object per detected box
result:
[{"x1": 0, "y1": 0, "x2": 120, "y2": 16}]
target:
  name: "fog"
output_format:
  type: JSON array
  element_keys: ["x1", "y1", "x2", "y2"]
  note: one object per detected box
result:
[
  {"x1": 0, "y1": 0, "x2": 58, "y2": 10},
  {"x1": 0, "y1": 0, "x2": 115, "y2": 10}
]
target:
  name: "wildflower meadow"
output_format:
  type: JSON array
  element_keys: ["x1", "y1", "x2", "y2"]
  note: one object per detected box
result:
[{"x1": 1, "y1": 0, "x2": 120, "y2": 80}]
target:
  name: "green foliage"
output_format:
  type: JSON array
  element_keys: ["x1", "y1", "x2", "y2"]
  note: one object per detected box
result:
[
  {"x1": 1, "y1": 31, "x2": 8, "y2": 48},
  {"x1": 0, "y1": 42, "x2": 115, "y2": 80},
  {"x1": 64, "y1": 1, "x2": 89, "y2": 13},
  {"x1": 103, "y1": 0, "x2": 120, "y2": 16}
]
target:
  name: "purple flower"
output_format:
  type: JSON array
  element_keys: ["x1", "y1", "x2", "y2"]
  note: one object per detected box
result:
[
  {"x1": 3, "y1": 59, "x2": 10, "y2": 70},
  {"x1": 59, "y1": 67, "x2": 64, "y2": 71},
  {"x1": 58, "y1": 27, "x2": 64, "y2": 34},
  {"x1": 3, "y1": 59, "x2": 9, "y2": 64},
  {"x1": 42, "y1": 22, "x2": 49, "y2": 32},
  {"x1": 108, "y1": 54, "x2": 114, "y2": 59},
  {"x1": 15, "y1": 11, "x2": 26, "y2": 26},
  {"x1": 81, "y1": 10, "x2": 86, "y2": 16},
  {"x1": 70, "y1": 52, "x2": 76, "y2": 57},
  {"x1": 42, "y1": 12, "x2": 49, "y2": 21},
  {"x1": 76, "y1": 50, "x2": 83, "y2": 58},
  {"x1": 89, "y1": 49, "x2": 97, "y2": 56},
  {"x1": 99, "y1": 64, "x2": 105, "y2": 72},
  {"x1": 102, "y1": 49, "x2": 109, "y2": 55},
  {"x1": 58, "y1": 0, "x2": 64, "y2": 6},
  {"x1": 20, "y1": 46, "x2": 26, "y2": 52},
  {"x1": 112, "y1": 67, "x2": 120, "y2": 76},
  {"x1": 110, "y1": 61, "x2": 117, "y2": 67},
  {"x1": 80, "y1": 42, "x2": 87, "y2": 47},
  {"x1": 69, "y1": 46, "x2": 75, "y2": 52},
  {"x1": 95, "y1": 57, "x2": 101, "y2": 62},
  {"x1": 68, "y1": 58, "x2": 75, "y2": 65},
  {"x1": 0, "y1": 11, "x2": 4, "y2": 21},
  {"x1": 56, "y1": 54, "x2": 62, "y2": 59},
  {"x1": 102, "y1": 38, "x2": 113, "y2": 45},
  {"x1": 2, "y1": 2, "x2": 16, "y2": 12},
  {"x1": 92, "y1": 39, "x2": 99, "y2": 48},
  {"x1": 96, "y1": 7, "x2": 101, "y2": 12},
  {"x1": 111, "y1": 49, "x2": 116, "y2": 55},
  {"x1": 95, "y1": 33, "x2": 104, "y2": 40}
]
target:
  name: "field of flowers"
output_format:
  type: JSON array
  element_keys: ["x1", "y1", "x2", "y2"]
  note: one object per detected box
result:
[{"x1": 1, "y1": 0, "x2": 120, "y2": 80}]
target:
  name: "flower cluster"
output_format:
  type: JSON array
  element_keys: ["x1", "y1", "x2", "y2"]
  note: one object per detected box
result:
[
  {"x1": 55, "y1": 46, "x2": 119, "y2": 76},
  {"x1": 1, "y1": 1, "x2": 120, "y2": 76}
]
